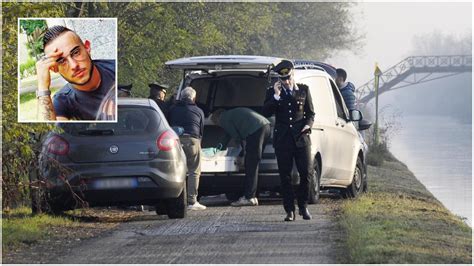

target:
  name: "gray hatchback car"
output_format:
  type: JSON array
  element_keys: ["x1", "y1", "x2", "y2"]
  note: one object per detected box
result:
[{"x1": 37, "y1": 98, "x2": 187, "y2": 218}]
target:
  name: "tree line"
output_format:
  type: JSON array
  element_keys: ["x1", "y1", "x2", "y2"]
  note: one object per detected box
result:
[{"x1": 2, "y1": 2, "x2": 360, "y2": 208}]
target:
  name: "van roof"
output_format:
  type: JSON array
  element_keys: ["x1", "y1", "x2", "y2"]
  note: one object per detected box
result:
[{"x1": 166, "y1": 55, "x2": 283, "y2": 70}]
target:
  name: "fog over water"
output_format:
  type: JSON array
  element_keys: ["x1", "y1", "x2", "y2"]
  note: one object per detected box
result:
[{"x1": 327, "y1": 3, "x2": 472, "y2": 225}]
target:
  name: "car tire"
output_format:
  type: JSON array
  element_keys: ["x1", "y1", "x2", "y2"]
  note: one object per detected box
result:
[
  {"x1": 308, "y1": 161, "x2": 321, "y2": 204},
  {"x1": 166, "y1": 183, "x2": 187, "y2": 219},
  {"x1": 345, "y1": 157, "x2": 365, "y2": 198},
  {"x1": 225, "y1": 192, "x2": 240, "y2": 202},
  {"x1": 155, "y1": 201, "x2": 167, "y2": 215}
]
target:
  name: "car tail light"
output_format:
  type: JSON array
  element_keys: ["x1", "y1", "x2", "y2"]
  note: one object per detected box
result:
[
  {"x1": 157, "y1": 130, "x2": 179, "y2": 151},
  {"x1": 46, "y1": 135, "x2": 69, "y2": 155}
]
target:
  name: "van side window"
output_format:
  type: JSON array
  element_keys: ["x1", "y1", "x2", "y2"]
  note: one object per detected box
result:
[
  {"x1": 330, "y1": 80, "x2": 347, "y2": 119},
  {"x1": 300, "y1": 76, "x2": 335, "y2": 121}
]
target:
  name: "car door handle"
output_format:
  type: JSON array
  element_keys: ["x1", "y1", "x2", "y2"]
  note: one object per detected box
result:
[{"x1": 313, "y1": 127, "x2": 324, "y2": 131}]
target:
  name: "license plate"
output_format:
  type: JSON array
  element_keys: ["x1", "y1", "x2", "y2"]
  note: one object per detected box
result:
[{"x1": 93, "y1": 178, "x2": 138, "y2": 189}]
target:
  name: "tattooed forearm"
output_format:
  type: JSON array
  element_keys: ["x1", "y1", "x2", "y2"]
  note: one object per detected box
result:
[{"x1": 37, "y1": 96, "x2": 57, "y2": 121}]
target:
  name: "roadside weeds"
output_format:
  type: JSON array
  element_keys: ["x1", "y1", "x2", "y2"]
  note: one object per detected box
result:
[
  {"x1": 340, "y1": 159, "x2": 472, "y2": 263},
  {"x1": 1, "y1": 207, "x2": 146, "y2": 263}
]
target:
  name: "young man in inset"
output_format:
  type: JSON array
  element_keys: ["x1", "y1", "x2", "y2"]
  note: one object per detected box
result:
[{"x1": 35, "y1": 25, "x2": 115, "y2": 121}]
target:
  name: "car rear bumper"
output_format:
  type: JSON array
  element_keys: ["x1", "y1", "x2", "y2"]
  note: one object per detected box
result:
[
  {"x1": 41, "y1": 160, "x2": 186, "y2": 206},
  {"x1": 49, "y1": 179, "x2": 184, "y2": 207}
]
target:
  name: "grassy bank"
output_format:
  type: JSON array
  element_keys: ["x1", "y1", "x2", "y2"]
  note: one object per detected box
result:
[
  {"x1": 2, "y1": 207, "x2": 141, "y2": 257},
  {"x1": 2, "y1": 207, "x2": 77, "y2": 252},
  {"x1": 340, "y1": 152, "x2": 472, "y2": 263}
]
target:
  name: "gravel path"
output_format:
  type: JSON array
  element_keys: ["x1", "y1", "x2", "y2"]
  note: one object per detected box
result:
[{"x1": 48, "y1": 195, "x2": 347, "y2": 264}]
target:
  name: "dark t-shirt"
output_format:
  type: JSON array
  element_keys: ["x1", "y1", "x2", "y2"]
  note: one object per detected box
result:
[{"x1": 53, "y1": 59, "x2": 116, "y2": 120}]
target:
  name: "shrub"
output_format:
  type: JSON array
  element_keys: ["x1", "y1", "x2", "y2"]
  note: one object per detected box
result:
[{"x1": 19, "y1": 57, "x2": 36, "y2": 79}]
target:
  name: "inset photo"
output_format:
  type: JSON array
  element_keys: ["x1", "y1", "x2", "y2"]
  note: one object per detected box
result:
[{"x1": 18, "y1": 18, "x2": 117, "y2": 122}]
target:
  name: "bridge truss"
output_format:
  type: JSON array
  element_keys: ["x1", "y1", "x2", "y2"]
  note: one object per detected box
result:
[{"x1": 356, "y1": 55, "x2": 472, "y2": 105}]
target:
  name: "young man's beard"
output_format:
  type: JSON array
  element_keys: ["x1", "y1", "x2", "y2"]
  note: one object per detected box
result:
[{"x1": 61, "y1": 56, "x2": 95, "y2": 86}]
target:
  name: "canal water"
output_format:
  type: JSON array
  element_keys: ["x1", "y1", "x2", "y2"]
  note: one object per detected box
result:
[{"x1": 390, "y1": 115, "x2": 472, "y2": 226}]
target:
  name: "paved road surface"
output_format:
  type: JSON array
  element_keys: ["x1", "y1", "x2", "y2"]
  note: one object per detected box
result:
[{"x1": 51, "y1": 195, "x2": 346, "y2": 264}]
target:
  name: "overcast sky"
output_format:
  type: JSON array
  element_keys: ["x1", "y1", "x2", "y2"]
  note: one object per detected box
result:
[{"x1": 328, "y1": 2, "x2": 472, "y2": 87}]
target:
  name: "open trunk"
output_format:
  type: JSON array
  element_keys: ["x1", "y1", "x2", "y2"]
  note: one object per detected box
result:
[
  {"x1": 167, "y1": 56, "x2": 283, "y2": 174},
  {"x1": 200, "y1": 125, "x2": 244, "y2": 173}
]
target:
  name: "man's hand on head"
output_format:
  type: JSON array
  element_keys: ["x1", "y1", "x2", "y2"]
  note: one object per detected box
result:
[{"x1": 36, "y1": 48, "x2": 62, "y2": 91}]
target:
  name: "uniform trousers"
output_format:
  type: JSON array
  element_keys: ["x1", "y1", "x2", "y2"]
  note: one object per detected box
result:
[{"x1": 275, "y1": 141, "x2": 312, "y2": 213}]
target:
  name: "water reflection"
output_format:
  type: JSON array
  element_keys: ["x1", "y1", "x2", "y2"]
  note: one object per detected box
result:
[{"x1": 390, "y1": 115, "x2": 472, "y2": 226}]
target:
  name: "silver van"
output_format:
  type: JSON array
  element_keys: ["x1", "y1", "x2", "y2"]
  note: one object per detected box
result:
[{"x1": 166, "y1": 55, "x2": 371, "y2": 202}]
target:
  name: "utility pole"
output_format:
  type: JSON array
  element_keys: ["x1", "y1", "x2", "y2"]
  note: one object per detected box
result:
[{"x1": 374, "y1": 63, "x2": 382, "y2": 145}]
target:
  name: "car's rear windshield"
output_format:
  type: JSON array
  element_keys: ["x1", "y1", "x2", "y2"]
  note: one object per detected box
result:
[
  {"x1": 190, "y1": 74, "x2": 271, "y2": 115},
  {"x1": 60, "y1": 107, "x2": 164, "y2": 136}
]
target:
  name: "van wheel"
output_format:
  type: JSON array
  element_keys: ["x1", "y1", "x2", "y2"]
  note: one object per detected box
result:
[
  {"x1": 345, "y1": 157, "x2": 364, "y2": 198},
  {"x1": 308, "y1": 162, "x2": 321, "y2": 204},
  {"x1": 166, "y1": 183, "x2": 187, "y2": 219}
]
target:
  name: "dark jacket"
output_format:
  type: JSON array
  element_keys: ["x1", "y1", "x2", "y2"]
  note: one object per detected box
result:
[
  {"x1": 167, "y1": 99, "x2": 204, "y2": 139},
  {"x1": 150, "y1": 98, "x2": 169, "y2": 117},
  {"x1": 263, "y1": 83, "x2": 315, "y2": 149},
  {"x1": 340, "y1": 82, "x2": 356, "y2": 111}
]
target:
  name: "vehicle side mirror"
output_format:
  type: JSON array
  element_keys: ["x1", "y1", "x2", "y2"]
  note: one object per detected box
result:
[
  {"x1": 358, "y1": 119, "x2": 372, "y2": 131},
  {"x1": 350, "y1": 110, "x2": 363, "y2": 121}
]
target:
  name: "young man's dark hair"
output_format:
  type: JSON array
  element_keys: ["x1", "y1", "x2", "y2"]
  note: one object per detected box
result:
[{"x1": 43, "y1": 25, "x2": 72, "y2": 48}]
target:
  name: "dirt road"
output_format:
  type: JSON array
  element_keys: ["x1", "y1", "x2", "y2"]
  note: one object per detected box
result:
[{"x1": 8, "y1": 195, "x2": 348, "y2": 264}]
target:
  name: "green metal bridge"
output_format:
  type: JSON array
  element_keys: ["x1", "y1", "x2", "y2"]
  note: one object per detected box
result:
[{"x1": 356, "y1": 55, "x2": 472, "y2": 105}]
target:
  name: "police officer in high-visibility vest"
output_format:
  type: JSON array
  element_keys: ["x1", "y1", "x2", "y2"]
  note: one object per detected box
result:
[{"x1": 263, "y1": 60, "x2": 315, "y2": 221}]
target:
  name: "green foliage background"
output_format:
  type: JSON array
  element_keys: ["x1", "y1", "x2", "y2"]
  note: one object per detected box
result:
[
  {"x1": 2, "y1": 2, "x2": 361, "y2": 208},
  {"x1": 19, "y1": 19, "x2": 47, "y2": 59}
]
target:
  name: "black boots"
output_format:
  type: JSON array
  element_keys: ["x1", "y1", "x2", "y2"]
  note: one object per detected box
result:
[
  {"x1": 284, "y1": 211, "x2": 295, "y2": 221},
  {"x1": 298, "y1": 208, "x2": 312, "y2": 220},
  {"x1": 284, "y1": 208, "x2": 312, "y2": 221}
]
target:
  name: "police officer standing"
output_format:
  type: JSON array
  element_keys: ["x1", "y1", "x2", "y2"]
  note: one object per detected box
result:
[
  {"x1": 263, "y1": 60, "x2": 315, "y2": 221},
  {"x1": 118, "y1": 83, "x2": 132, "y2": 97},
  {"x1": 148, "y1": 81, "x2": 170, "y2": 115}
]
